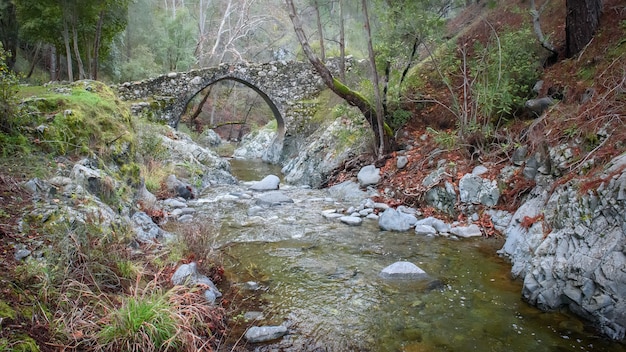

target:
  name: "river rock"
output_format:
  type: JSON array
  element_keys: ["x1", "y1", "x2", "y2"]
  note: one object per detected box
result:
[
  {"x1": 255, "y1": 191, "x2": 294, "y2": 207},
  {"x1": 136, "y1": 181, "x2": 158, "y2": 211},
  {"x1": 524, "y1": 96, "x2": 554, "y2": 116},
  {"x1": 424, "y1": 180, "x2": 457, "y2": 216},
  {"x1": 415, "y1": 217, "x2": 450, "y2": 233},
  {"x1": 378, "y1": 208, "x2": 417, "y2": 231},
  {"x1": 22, "y1": 178, "x2": 48, "y2": 195},
  {"x1": 340, "y1": 216, "x2": 362, "y2": 226},
  {"x1": 233, "y1": 126, "x2": 275, "y2": 159},
  {"x1": 327, "y1": 181, "x2": 369, "y2": 202},
  {"x1": 321, "y1": 209, "x2": 343, "y2": 219},
  {"x1": 397, "y1": 156, "x2": 409, "y2": 169},
  {"x1": 250, "y1": 175, "x2": 280, "y2": 191},
  {"x1": 70, "y1": 163, "x2": 112, "y2": 197},
  {"x1": 248, "y1": 205, "x2": 265, "y2": 217},
  {"x1": 472, "y1": 165, "x2": 489, "y2": 176},
  {"x1": 131, "y1": 211, "x2": 173, "y2": 243},
  {"x1": 449, "y1": 224, "x2": 482, "y2": 238},
  {"x1": 166, "y1": 175, "x2": 194, "y2": 200},
  {"x1": 512, "y1": 146, "x2": 528, "y2": 166},
  {"x1": 163, "y1": 198, "x2": 187, "y2": 208},
  {"x1": 414, "y1": 224, "x2": 437, "y2": 236},
  {"x1": 14, "y1": 249, "x2": 31, "y2": 261},
  {"x1": 244, "y1": 311, "x2": 264, "y2": 321},
  {"x1": 499, "y1": 194, "x2": 548, "y2": 277},
  {"x1": 357, "y1": 164, "x2": 381, "y2": 187},
  {"x1": 245, "y1": 325, "x2": 288, "y2": 343},
  {"x1": 380, "y1": 261, "x2": 428, "y2": 280},
  {"x1": 198, "y1": 129, "x2": 222, "y2": 147},
  {"x1": 458, "y1": 173, "x2": 500, "y2": 207},
  {"x1": 171, "y1": 262, "x2": 222, "y2": 300}
]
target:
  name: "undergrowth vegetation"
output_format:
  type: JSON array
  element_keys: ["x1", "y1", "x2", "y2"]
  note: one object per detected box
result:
[
  {"x1": 409, "y1": 20, "x2": 542, "y2": 157},
  {"x1": 0, "y1": 45, "x2": 227, "y2": 350}
]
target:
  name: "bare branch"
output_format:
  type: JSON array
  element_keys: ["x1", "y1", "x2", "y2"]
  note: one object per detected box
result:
[{"x1": 530, "y1": 0, "x2": 558, "y2": 55}]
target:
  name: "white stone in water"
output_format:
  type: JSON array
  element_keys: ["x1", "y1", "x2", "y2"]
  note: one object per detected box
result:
[
  {"x1": 322, "y1": 209, "x2": 343, "y2": 219},
  {"x1": 366, "y1": 213, "x2": 379, "y2": 220},
  {"x1": 245, "y1": 325, "x2": 288, "y2": 343},
  {"x1": 340, "y1": 216, "x2": 363, "y2": 226},
  {"x1": 449, "y1": 224, "x2": 482, "y2": 238},
  {"x1": 380, "y1": 261, "x2": 428, "y2": 280},
  {"x1": 250, "y1": 175, "x2": 280, "y2": 191},
  {"x1": 414, "y1": 224, "x2": 437, "y2": 236}
]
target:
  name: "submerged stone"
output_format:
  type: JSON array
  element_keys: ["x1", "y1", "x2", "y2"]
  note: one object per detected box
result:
[{"x1": 244, "y1": 325, "x2": 288, "y2": 343}]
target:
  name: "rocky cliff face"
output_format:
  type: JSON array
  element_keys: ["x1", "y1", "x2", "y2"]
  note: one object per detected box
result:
[{"x1": 499, "y1": 153, "x2": 626, "y2": 339}]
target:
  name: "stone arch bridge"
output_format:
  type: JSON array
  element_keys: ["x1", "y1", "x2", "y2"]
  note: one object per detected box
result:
[{"x1": 116, "y1": 58, "x2": 350, "y2": 163}]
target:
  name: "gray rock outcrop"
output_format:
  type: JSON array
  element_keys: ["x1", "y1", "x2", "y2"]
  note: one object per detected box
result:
[
  {"x1": 458, "y1": 173, "x2": 500, "y2": 207},
  {"x1": 499, "y1": 152, "x2": 626, "y2": 340}
]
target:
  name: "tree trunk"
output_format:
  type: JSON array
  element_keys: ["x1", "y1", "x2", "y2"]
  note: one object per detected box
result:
[
  {"x1": 92, "y1": 9, "x2": 105, "y2": 80},
  {"x1": 314, "y1": 0, "x2": 325, "y2": 62},
  {"x1": 49, "y1": 45, "x2": 57, "y2": 81},
  {"x1": 530, "y1": 0, "x2": 559, "y2": 60},
  {"x1": 26, "y1": 42, "x2": 42, "y2": 78},
  {"x1": 339, "y1": 0, "x2": 346, "y2": 83},
  {"x1": 285, "y1": 0, "x2": 391, "y2": 155},
  {"x1": 72, "y1": 24, "x2": 86, "y2": 79},
  {"x1": 189, "y1": 86, "x2": 213, "y2": 131},
  {"x1": 361, "y1": 0, "x2": 386, "y2": 156},
  {"x1": 565, "y1": 0, "x2": 602, "y2": 58},
  {"x1": 398, "y1": 36, "x2": 420, "y2": 96},
  {"x1": 0, "y1": 0, "x2": 18, "y2": 71},
  {"x1": 62, "y1": 19, "x2": 74, "y2": 82}
]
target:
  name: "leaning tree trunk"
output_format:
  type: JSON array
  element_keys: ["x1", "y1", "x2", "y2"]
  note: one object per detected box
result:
[
  {"x1": 285, "y1": 0, "x2": 392, "y2": 155},
  {"x1": 565, "y1": 0, "x2": 602, "y2": 58}
]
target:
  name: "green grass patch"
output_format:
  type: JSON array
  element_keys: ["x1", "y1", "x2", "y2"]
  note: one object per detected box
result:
[{"x1": 98, "y1": 293, "x2": 178, "y2": 351}]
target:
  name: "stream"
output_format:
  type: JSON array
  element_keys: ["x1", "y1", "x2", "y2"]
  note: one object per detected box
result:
[{"x1": 191, "y1": 159, "x2": 625, "y2": 351}]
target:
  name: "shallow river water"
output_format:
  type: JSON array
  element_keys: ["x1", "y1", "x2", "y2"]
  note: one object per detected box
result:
[{"x1": 193, "y1": 159, "x2": 625, "y2": 351}]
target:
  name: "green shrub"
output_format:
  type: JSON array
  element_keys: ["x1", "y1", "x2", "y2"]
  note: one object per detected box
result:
[
  {"x1": 387, "y1": 109, "x2": 412, "y2": 131},
  {"x1": 470, "y1": 27, "x2": 542, "y2": 121},
  {"x1": 0, "y1": 45, "x2": 20, "y2": 131}
]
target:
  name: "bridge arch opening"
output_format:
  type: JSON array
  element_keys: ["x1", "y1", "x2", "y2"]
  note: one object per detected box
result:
[{"x1": 177, "y1": 77, "x2": 285, "y2": 148}]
